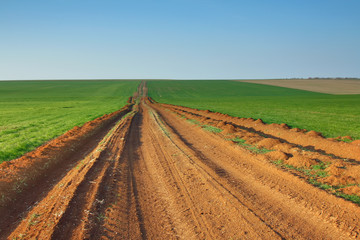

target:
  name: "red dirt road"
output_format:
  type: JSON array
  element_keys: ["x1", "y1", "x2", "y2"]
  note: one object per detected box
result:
[{"x1": 1, "y1": 84, "x2": 360, "y2": 239}]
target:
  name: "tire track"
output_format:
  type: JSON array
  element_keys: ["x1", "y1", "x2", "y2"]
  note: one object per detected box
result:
[
  {"x1": 81, "y1": 111, "x2": 147, "y2": 240},
  {"x1": 148, "y1": 107, "x2": 285, "y2": 238},
  {"x1": 150, "y1": 101, "x2": 360, "y2": 239},
  {"x1": 7, "y1": 111, "x2": 135, "y2": 240},
  {"x1": 141, "y1": 101, "x2": 282, "y2": 239},
  {"x1": 51, "y1": 114, "x2": 134, "y2": 239},
  {"x1": 0, "y1": 105, "x2": 133, "y2": 239}
]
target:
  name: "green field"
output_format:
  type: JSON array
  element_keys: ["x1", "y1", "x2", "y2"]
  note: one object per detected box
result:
[
  {"x1": 0, "y1": 80, "x2": 139, "y2": 163},
  {"x1": 148, "y1": 80, "x2": 360, "y2": 139}
]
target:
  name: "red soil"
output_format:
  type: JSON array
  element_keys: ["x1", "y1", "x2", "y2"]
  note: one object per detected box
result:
[
  {"x1": 158, "y1": 100, "x2": 360, "y2": 188},
  {"x1": 0, "y1": 103, "x2": 133, "y2": 237}
]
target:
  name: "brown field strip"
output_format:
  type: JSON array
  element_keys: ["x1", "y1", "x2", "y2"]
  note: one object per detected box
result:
[
  {"x1": 238, "y1": 79, "x2": 360, "y2": 94},
  {"x1": 1, "y1": 82, "x2": 360, "y2": 239}
]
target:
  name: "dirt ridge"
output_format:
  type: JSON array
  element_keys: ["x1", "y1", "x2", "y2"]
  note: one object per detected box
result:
[{"x1": 157, "y1": 100, "x2": 360, "y2": 162}]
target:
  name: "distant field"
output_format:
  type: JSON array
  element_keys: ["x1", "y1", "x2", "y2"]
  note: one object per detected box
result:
[
  {"x1": 148, "y1": 80, "x2": 360, "y2": 139},
  {"x1": 238, "y1": 79, "x2": 360, "y2": 94},
  {"x1": 0, "y1": 80, "x2": 139, "y2": 162}
]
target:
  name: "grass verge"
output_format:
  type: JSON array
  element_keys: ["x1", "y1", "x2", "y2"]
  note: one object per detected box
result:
[{"x1": 0, "y1": 80, "x2": 139, "y2": 163}]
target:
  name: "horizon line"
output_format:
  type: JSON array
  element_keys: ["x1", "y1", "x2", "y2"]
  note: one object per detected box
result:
[{"x1": 1, "y1": 77, "x2": 359, "y2": 81}]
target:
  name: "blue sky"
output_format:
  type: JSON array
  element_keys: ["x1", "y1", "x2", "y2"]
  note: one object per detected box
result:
[{"x1": 0, "y1": 0, "x2": 359, "y2": 80}]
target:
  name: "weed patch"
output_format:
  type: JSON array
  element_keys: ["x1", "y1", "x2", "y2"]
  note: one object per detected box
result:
[
  {"x1": 226, "y1": 137, "x2": 272, "y2": 154},
  {"x1": 186, "y1": 118, "x2": 222, "y2": 133},
  {"x1": 28, "y1": 213, "x2": 41, "y2": 226},
  {"x1": 202, "y1": 125, "x2": 223, "y2": 133},
  {"x1": 272, "y1": 160, "x2": 360, "y2": 205},
  {"x1": 186, "y1": 119, "x2": 201, "y2": 125}
]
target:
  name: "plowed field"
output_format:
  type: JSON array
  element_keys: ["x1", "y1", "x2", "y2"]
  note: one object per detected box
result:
[
  {"x1": 1, "y1": 82, "x2": 360, "y2": 239},
  {"x1": 239, "y1": 79, "x2": 360, "y2": 94}
]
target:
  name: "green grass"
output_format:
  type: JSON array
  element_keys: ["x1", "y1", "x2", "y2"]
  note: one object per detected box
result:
[
  {"x1": 336, "y1": 192, "x2": 360, "y2": 205},
  {"x1": 228, "y1": 137, "x2": 246, "y2": 144},
  {"x1": 227, "y1": 137, "x2": 272, "y2": 154},
  {"x1": 186, "y1": 119, "x2": 201, "y2": 125},
  {"x1": 148, "y1": 80, "x2": 360, "y2": 139},
  {"x1": 202, "y1": 125, "x2": 223, "y2": 133},
  {"x1": 0, "y1": 80, "x2": 139, "y2": 163},
  {"x1": 185, "y1": 118, "x2": 222, "y2": 133}
]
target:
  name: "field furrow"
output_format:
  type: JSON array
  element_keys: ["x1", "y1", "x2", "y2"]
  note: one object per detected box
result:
[{"x1": 161, "y1": 103, "x2": 360, "y2": 161}]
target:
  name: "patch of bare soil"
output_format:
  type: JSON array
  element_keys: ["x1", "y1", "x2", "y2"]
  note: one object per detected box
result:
[
  {"x1": 1, "y1": 83, "x2": 360, "y2": 239},
  {"x1": 238, "y1": 79, "x2": 360, "y2": 94}
]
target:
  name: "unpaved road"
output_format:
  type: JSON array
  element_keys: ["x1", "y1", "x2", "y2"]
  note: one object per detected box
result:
[{"x1": 1, "y1": 83, "x2": 360, "y2": 239}]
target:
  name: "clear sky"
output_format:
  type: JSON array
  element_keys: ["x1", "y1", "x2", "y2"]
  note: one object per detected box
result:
[{"x1": 0, "y1": 0, "x2": 359, "y2": 80}]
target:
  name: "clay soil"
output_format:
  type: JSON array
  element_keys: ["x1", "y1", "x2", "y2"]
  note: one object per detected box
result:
[
  {"x1": 1, "y1": 83, "x2": 360, "y2": 239},
  {"x1": 239, "y1": 79, "x2": 360, "y2": 94}
]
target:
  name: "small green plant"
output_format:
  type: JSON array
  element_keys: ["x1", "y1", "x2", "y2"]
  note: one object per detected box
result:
[
  {"x1": 312, "y1": 164, "x2": 324, "y2": 170},
  {"x1": 272, "y1": 160, "x2": 284, "y2": 165},
  {"x1": 226, "y1": 136, "x2": 272, "y2": 154},
  {"x1": 202, "y1": 125, "x2": 223, "y2": 133},
  {"x1": 28, "y1": 213, "x2": 41, "y2": 226},
  {"x1": 283, "y1": 164, "x2": 297, "y2": 170},
  {"x1": 315, "y1": 170, "x2": 328, "y2": 178},
  {"x1": 250, "y1": 145, "x2": 273, "y2": 154},
  {"x1": 228, "y1": 137, "x2": 246, "y2": 144},
  {"x1": 75, "y1": 159, "x2": 86, "y2": 169},
  {"x1": 335, "y1": 192, "x2": 360, "y2": 205},
  {"x1": 312, "y1": 162, "x2": 330, "y2": 170},
  {"x1": 307, "y1": 179, "x2": 333, "y2": 190},
  {"x1": 186, "y1": 119, "x2": 201, "y2": 125},
  {"x1": 308, "y1": 163, "x2": 330, "y2": 178}
]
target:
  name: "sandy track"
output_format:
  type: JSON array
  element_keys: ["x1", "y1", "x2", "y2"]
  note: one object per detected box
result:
[{"x1": 1, "y1": 86, "x2": 360, "y2": 239}]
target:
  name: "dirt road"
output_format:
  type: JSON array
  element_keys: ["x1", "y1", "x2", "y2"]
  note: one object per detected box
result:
[{"x1": 1, "y1": 83, "x2": 360, "y2": 239}]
